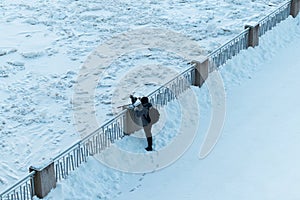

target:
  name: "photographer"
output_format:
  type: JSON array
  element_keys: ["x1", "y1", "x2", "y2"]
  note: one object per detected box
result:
[{"x1": 130, "y1": 95, "x2": 153, "y2": 151}]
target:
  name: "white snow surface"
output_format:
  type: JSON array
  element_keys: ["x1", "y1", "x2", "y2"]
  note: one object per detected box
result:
[
  {"x1": 1, "y1": 0, "x2": 299, "y2": 199},
  {"x1": 45, "y1": 11, "x2": 300, "y2": 200}
]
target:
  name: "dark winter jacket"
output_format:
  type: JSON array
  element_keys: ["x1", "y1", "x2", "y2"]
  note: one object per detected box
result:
[{"x1": 135, "y1": 102, "x2": 152, "y2": 127}]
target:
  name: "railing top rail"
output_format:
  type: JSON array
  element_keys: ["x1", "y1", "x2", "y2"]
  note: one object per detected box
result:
[
  {"x1": 81, "y1": 109, "x2": 127, "y2": 141},
  {"x1": 208, "y1": 28, "x2": 249, "y2": 58},
  {"x1": 52, "y1": 141, "x2": 80, "y2": 162},
  {"x1": 0, "y1": 170, "x2": 35, "y2": 197},
  {"x1": 258, "y1": 0, "x2": 291, "y2": 24},
  {"x1": 146, "y1": 65, "x2": 195, "y2": 98}
]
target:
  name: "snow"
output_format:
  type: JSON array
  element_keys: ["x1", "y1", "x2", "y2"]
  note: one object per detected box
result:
[
  {"x1": 1, "y1": 0, "x2": 299, "y2": 198},
  {"x1": 43, "y1": 12, "x2": 300, "y2": 200}
]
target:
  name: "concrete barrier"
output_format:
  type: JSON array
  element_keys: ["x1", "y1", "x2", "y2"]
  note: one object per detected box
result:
[
  {"x1": 245, "y1": 23, "x2": 260, "y2": 47},
  {"x1": 29, "y1": 162, "x2": 56, "y2": 198},
  {"x1": 191, "y1": 59, "x2": 209, "y2": 87},
  {"x1": 291, "y1": 0, "x2": 300, "y2": 17}
]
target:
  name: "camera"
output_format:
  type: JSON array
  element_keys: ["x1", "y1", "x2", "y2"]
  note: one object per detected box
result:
[{"x1": 129, "y1": 95, "x2": 138, "y2": 104}]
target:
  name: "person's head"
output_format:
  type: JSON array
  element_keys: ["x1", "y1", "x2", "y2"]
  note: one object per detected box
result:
[{"x1": 140, "y1": 96, "x2": 149, "y2": 104}]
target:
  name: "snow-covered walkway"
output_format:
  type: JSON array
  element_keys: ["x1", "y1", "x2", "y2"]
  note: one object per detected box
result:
[{"x1": 43, "y1": 13, "x2": 300, "y2": 200}]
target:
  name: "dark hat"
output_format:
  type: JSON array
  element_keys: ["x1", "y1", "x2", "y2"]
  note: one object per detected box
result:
[{"x1": 140, "y1": 97, "x2": 149, "y2": 104}]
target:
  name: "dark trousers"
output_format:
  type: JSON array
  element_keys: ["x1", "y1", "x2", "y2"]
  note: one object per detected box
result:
[
  {"x1": 143, "y1": 124, "x2": 152, "y2": 148},
  {"x1": 143, "y1": 124, "x2": 152, "y2": 138}
]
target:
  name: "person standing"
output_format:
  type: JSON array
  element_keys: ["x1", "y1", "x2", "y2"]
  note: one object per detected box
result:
[{"x1": 134, "y1": 96, "x2": 153, "y2": 151}]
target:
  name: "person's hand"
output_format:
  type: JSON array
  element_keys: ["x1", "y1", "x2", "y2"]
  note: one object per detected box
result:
[{"x1": 127, "y1": 104, "x2": 134, "y2": 110}]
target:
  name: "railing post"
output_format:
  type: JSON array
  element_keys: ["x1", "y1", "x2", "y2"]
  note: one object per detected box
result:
[
  {"x1": 191, "y1": 59, "x2": 209, "y2": 87},
  {"x1": 245, "y1": 23, "x2": 260, "y2": 47},
  {"x1": 290, "y1": 0, "x2": 300, "y2": 17},
  {"x1": 29, "y1": 162, "x2": 56, "y2": 199},
  {"x1": 123, "y1": 107, "x2": 142, "y2": 135}
]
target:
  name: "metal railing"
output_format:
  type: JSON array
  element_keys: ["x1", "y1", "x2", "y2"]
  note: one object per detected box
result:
[
  {"x1": 258, "y1": 1, "x2": 291, "y2": 37},
  {"x1": 0, "y1": 171, "x2": 35, "y2": 200},
  {"x1": 53, "y1": 65, "x2": 195, "y2": 182},
  {"x1": 147, "y1": 66, "x2": 194, "y2": 107},
  {"x1": 53, "y1": 112, "x2": 125, "y2": 181},
  {"x1": 208, "y1": 28, "x2": 249, "y2": 71}
]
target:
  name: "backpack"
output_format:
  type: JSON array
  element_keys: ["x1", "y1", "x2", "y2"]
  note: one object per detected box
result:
[{"x1": 148, "y1": 106, "x2": 160, "y2": 125}]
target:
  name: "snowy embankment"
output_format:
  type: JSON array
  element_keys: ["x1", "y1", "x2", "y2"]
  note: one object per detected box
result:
[
  {"x1": 0, "y1": 0, "x2": 285, "y2": 192},
  {"x1": 45, "y1": 12, "x2": 300, "y2": 200}
]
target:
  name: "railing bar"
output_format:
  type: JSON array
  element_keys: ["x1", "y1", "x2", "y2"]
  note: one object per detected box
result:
[
  {"x1": 22, "y1": 185, "x2": 26, "y2": 200},
  {"x1": 18, "y1": 185, "x2": 22, "y2": 200},
  {"x1": 66, "y1": 156, "x2": 70, "y2": 176},
  {"x1": 70, "y1": 154, "x2": 75, "y2": 171},
  {"x1": 16, "y1": 191, "x2": 19, "y2": 200},
  {"x1": 29, "y1": 177, "x2": 34, "y2": 199},
  {"x1": 60, "y1": 162, "x2": 64, "y2": 179}
]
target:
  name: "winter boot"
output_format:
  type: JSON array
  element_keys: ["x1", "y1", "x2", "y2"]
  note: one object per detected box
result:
[{"x1": 145, "y1": 137, "x2": 153, "y2": 151}]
